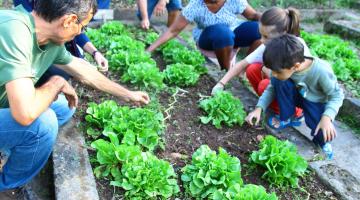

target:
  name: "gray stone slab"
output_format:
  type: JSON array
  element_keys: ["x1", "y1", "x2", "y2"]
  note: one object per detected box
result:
[
  {"x1": 52, "y1": 120, "x2": 99, "y2": 200},
  {"x1": 339, "y1": 97, "x2": 360, "y2": 125},
  {"x1": 324, "y1": 19, "x2": 360, "y2": 40}
]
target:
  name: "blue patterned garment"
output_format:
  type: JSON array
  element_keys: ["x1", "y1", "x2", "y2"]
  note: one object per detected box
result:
[{"x1": 182, "y1": 0, "x2": 248, "y2": 42}]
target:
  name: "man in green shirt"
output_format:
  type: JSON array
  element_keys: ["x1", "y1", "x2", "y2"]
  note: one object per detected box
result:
[{"x1": 0, "y1": 0, "x2": 150, "y2": 197}]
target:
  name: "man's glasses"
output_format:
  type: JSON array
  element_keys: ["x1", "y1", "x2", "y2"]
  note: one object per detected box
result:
[{"x1": 76, "y1": 18, "x2": 88, "y2": 33}]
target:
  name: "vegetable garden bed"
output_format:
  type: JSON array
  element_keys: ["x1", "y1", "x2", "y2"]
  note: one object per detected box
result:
[{"x1": 75, "y1": 21, "x2": 339, "y2": 200}]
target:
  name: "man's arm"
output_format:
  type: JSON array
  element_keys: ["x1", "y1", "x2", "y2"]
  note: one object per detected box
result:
[
  {"x1": 55, "y1": 57, "x2": 150, "y2": 105},
  {"x1": 6, "y1": 76, "x2": 77, "y2": 126},
  {"x1": 137, "y1": 0, "x2": 150, "y2": 29}
]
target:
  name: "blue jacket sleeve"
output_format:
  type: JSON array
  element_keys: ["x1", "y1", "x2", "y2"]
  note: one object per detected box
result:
[
  {"x1": 74, "y1": 33, "x2": 91, "y2": 48},
  {"x1": 97, "y1": 0, "x2": 111, "y2": 9},
  {"x1": 13, "y1": 0, "x2": 33, "y2": 12}
]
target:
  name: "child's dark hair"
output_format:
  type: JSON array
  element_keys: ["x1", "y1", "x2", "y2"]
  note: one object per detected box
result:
[
  {"x1": 260, "y1": 7, "x2": 300, "y2": 36},
  {"x1": 263, "y1": 34, "x2": 304, "y2": 72}
]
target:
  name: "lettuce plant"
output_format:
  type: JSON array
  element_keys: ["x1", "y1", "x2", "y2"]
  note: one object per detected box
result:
[
  {"x1": 99, "y1": 21, "x2": 129, "y2": 36},
  {"x1": 91, "y1": 132, "x2": 141, "y2": 179},
  {"x1": 229, "y1": 184, "x2": 278, "y2": 200},
  {"x1": 108, "y1": 50, "x2": 155, "y2": 72},
  {"x1": 106, "y1": 106, "x2": 165, "y2": 151},
  {"x1": 121, "y1": 62, "x2": 165, "y2": 90},
  {"x1": 250, "y1": 136, "x2": 308, "y2": 188},
  {"x1": 199, "y1": 91, "x2": 246, "y2": 129},
  {"x1": 111, "y1": 152, "x2": 180, "y2": 200},
  {"x1": 85, "y1": 100, "x2": 120, "y2": 138},
  {"x1": 181, "y1": 145, "x2": 243, "y2": 199},
  {"x1": 163, "y1": 63, "x2": 200, "y2": 87}
]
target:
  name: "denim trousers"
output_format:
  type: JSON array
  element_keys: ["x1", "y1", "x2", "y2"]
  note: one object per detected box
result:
[
  {"x1": 0, "y1": 95, "x2": 75, "y2": 191},
  {"x1": 198, "y1": 22, "x2": 261, "y2": 50},
  {"x1": 271, "y1": 77, "x2": 327, "y2": 147}
]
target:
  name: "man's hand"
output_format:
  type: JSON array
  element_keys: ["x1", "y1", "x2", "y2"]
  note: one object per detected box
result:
[
  {"x1": 154, "y1": 0, "x2": 166, "y2": 16},
  {"x1": 127, "y1": 91, "x2": 150, "y2": 106},
  {"x1": 315, "y1": 115, "x2": 336, "y2": 142},
  {"x1": 246, "y1": 107, "x2": 262, "y2": 126},
  {"x1": 60, "y1": 81, "x2": 78, "y2": 109},
  {"x1": 93, "y1": 52, "x2": 109, "y2": 72},
  {"x1": 141, "y1": 18, "x2": 150, "y2": 30}
]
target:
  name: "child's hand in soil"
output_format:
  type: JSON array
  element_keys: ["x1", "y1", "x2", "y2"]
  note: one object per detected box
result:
[
  {"x1": 315, "y1": 115, "x2": 337, "y2": 142},
  {"x1": 246, "y1": 107, "x2": 262, "y2": 126}
]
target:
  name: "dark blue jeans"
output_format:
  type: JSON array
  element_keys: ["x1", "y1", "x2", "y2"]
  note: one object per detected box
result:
[
  {"x1": 271, "y1": 77, "x2": 327, "y2": 147},
  {"x1": 0, "y1": 95, "x2": 75, "y2": 191},
  {"x1": 136, "y1": 0, "x2": 182, "y2": 20},
  {"x1": 198, "y1": 22, "x2": 261, "y2": 50}
]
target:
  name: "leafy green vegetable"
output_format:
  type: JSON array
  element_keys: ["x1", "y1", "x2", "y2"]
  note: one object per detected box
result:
[
  {"x1": 107, "y1": 35, "x2": 145, "y2": 55},
  {"x1": 86, "y1": 28, "x2": 109, "y2": 51},
  {"x1": 111, "y1": 152, "x2": 180, "y2": 200},
  {"x1": 106, "y1": 106, "x2": 165, "y2": 151},
  {"x1": 250, "y1": 135, "x2": 308, "y2": 188},
  {"x1": 228, "y1": 184, "x2": 278, "y2": 200},
  {"x1": 199, "y1": 91, "x2": 246, "y2": 129},
  {"x1": 91, "y1": 132, "x2": 142, "y2": 179},
  {"x1": 301, "y1": 31, "x2": 360, "y2": 82},
  {"x1": 144, "y1": 32, "x2": 159, "y2": 45},
  {"x1": 122, "y1": 62, "x2": 165, "y2": 90},
  {"x1": 99, "y1": 21, "x2": 129, "y2": 36},
  {"x1": 85, "y1": 100, "x2": 118, "y2": 128},
  {"x1": 108, "y1": 50, "x2": 155, "y2": 72},
  {"x1": 86, "y1": 101, "x2": 165, "y2": 151},
  {"x1": 181, "y1": 145, "x2": 243, "y2": 199},
  {"x1": 163, "y1": 63, "x2": 200, "y2": 86},
  {"x1": 161, "y1": 40, "x2": 207, "y2": 71}
]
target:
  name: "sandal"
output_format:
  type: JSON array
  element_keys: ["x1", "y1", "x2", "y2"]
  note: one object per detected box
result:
[{"x1": 268, "y1": 114, "x2": 302, "y2": 130}]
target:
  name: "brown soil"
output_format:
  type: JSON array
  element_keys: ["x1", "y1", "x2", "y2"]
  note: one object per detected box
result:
[
  {"x1": 74, "y1": 72, "x2": 338, "y2": 200},
  {"x1": 73, "y1": 27, "x2": 338, "y2": 199}
]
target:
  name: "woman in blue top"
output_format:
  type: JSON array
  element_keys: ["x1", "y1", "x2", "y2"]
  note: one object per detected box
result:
[
  {"x1": 13, "y1": 0, "x2": 109, "y2": 86},
  {"x1": 147, "y1": 0, "x2": 261, "y2": 70}
]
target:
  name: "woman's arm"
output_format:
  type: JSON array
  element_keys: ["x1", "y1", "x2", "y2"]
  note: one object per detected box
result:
[
  {"x1": 219, "y1": 59, "x2": 249, "y2": 85},
  {"x1": 242, "y1": 5, "x2": 261, "y2": 21},
  {"x1": 147, "y1": 14, "x2": 189, "y2": 52}
]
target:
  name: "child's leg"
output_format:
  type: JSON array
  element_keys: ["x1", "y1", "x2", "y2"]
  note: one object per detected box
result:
[
  {"x1": 270, "y1": 77, "x2": 298, "y2": 121},
  {"x1": 298, "y1": 97, "x2": 327, "y2": 147}
]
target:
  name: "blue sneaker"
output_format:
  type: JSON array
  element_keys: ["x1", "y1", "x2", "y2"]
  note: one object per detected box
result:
[{"x1": 322, "y1": 143, "x2": 334, "y2": 160}]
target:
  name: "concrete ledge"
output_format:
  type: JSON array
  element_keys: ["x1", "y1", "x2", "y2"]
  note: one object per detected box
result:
[
  {"x1": 324, "y1": 19, "x2": 360, "y2": 40},
  {"x1": 52, "y1": 120, "x2": 99, "y2": 200}
]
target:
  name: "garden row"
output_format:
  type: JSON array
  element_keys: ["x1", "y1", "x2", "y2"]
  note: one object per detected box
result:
[
  {"x1": 80, "y1": 21, "x2": 335, "y2": 199},
  {"x1": 301, "y1": 31, "x2": 360, "y2": 97}
]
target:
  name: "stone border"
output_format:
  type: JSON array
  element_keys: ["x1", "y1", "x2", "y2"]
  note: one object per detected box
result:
[{"x1": 52, "y1": 120, "x2": 99, "y2": 200}]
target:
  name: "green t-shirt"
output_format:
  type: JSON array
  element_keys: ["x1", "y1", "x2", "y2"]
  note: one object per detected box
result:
[{"x1": 0, "y1": 6, "x2": 73, "y2": 108}]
